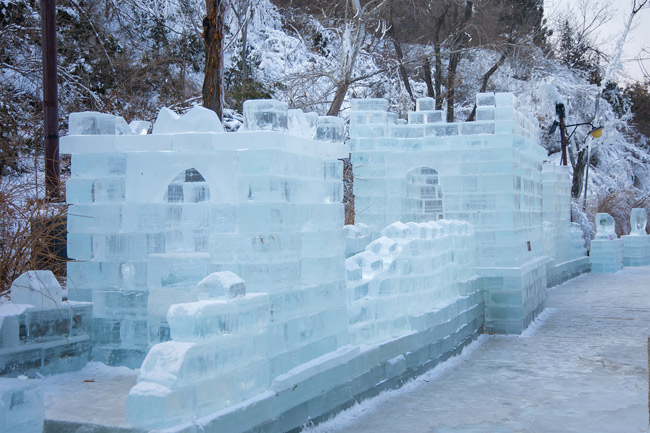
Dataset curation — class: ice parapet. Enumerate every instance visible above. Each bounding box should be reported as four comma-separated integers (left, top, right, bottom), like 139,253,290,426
69,111,131,135
347,220,477,345
127,273,271,428
595,213,616,240
9,270,63,310
630,208,647,235
242,99,288,131
152,106,225,134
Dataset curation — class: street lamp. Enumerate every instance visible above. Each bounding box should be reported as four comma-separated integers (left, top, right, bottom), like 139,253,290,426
549,103,603,165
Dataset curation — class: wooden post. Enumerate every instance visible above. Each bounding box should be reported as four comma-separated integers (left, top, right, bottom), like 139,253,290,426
41,0,60,200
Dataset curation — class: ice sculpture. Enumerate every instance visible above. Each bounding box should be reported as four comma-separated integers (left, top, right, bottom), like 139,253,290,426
595,213,616,240
630,208,648,235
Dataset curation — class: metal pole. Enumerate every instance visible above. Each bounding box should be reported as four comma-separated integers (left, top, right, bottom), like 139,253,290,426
41,0,59,200
583,138,591,210
556,103,568,166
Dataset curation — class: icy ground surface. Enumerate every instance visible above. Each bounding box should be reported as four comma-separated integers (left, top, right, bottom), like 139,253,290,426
305,267,650,433
43,362,136,427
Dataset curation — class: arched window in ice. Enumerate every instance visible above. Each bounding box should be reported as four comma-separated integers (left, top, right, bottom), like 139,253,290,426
163,168,210,253
164,168,210,203
405,167,443,222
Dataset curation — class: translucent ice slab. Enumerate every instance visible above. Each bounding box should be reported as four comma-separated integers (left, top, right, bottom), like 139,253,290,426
69,112,131,135
0,378,44,433
10,270,63,309
153,106,225,134
242,99,288,131
313,116,345,143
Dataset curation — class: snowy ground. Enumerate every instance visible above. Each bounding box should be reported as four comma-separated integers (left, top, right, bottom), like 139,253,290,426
304,267,650,433
41,267,650,432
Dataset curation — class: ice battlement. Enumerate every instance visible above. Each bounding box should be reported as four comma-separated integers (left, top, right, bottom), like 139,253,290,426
349,93,541,147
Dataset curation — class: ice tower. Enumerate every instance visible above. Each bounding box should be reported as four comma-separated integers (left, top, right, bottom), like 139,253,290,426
348,93,575,333
62,103,350,368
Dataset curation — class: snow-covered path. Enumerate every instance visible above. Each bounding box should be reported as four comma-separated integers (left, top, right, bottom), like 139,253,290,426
305,267,650,433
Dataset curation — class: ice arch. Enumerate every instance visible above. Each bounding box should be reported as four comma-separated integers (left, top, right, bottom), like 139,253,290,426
163,168,210,203
405,167,443,222
163,168,210,253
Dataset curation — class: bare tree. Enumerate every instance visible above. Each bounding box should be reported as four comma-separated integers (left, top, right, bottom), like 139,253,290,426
203,0,226,119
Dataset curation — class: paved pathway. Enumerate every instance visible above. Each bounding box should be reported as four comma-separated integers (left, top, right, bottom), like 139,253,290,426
307,267,650,433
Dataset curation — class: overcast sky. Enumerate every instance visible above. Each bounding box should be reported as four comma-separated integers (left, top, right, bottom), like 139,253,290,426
544,0,650,84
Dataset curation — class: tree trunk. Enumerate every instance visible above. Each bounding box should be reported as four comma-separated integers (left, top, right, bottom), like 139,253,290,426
202,0,225,120
445,1,473,123
240,1,251,81
328,81,350,116
446,53,460,122
467,51,507,121
423,58,435,99
434,43,443,110
327,0,365,116
572,148,587,199
388,22,414,107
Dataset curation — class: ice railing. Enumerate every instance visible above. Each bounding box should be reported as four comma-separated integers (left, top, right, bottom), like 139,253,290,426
346,220,476,345
126,219,477,429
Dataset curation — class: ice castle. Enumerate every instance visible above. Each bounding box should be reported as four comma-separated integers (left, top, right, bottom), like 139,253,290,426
1,94,609,433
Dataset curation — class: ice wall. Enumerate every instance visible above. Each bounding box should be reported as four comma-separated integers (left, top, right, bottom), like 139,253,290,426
62,102,350,368
127,220,482,429
348,94,552,333
541,165,589,285
349,94,546,268
347,220,477,345
0,271,91,376
0,377,44,432
127,272,271,428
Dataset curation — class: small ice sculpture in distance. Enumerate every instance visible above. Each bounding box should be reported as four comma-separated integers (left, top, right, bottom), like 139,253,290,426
594,213,616,240
242,99,288,131
630,208,648,235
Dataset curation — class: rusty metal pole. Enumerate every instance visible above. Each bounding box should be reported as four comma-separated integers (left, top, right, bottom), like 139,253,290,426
41,0,60,200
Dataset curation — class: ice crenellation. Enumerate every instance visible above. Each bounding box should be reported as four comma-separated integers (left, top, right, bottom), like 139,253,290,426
3,94,648,432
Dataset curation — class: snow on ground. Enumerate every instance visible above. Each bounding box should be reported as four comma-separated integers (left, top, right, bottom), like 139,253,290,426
304,267,650,433
42,362,137,427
